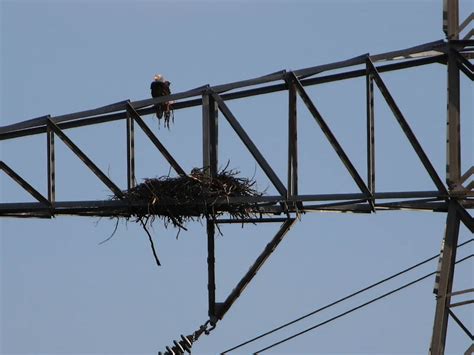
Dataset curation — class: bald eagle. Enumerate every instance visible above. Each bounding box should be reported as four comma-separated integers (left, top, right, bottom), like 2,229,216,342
150,74,173,128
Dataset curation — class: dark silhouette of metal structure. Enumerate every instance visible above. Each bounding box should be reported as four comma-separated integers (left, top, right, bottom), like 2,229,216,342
1,0,472,353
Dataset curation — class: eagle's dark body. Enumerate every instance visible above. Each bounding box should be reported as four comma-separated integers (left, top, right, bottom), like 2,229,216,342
150,78,173,127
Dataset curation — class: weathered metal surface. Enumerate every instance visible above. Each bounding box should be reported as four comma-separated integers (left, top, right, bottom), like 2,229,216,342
430,201,461,354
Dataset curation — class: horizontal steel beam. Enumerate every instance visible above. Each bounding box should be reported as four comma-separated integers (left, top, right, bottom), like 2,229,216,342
0,54,450,142
0,190,466,218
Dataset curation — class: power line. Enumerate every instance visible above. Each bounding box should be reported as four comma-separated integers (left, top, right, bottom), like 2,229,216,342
222,238,474,354
254,253,473,353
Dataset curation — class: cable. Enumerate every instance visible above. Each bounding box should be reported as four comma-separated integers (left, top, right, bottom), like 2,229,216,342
254,253,473,353
222,238,474,354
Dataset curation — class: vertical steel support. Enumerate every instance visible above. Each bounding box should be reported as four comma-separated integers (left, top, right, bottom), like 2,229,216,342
203,92,219,323
366,69,375,198
430,2,462,353
202,93,218,175
126,111,135,190
446,50,461,188
47,122,55,204
445,0,460,188
430,201,461,354
287,77,298,198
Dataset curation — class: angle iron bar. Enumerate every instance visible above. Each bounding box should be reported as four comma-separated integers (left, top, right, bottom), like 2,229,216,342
211,92,287,197
446,47,462,187
0,161,50,205
216,218,296,320
448,310,474,340
287,76,298,198
454,202,474,232
289,72,371,197
0,190,449,214
294,53,367,79
458,61,474,80
202,93,219,177
369,39,446,62
366,58,448,195
47,124,55,203
215,218,290,224
126,111,136,189
302,199,368,209
47,120,124,198
463,28,474,40
430,200,461,354
211,70,287,94
207,219,217,322
0,55,447,142
366,69,375,211
375,202,449,212
460,166,474,184
126,103,186,176
0,200,460,217
449,288,474,297
449,299,474,308
306,204,372,213
2,40,450,133
459,12,474,33
455,50,474,72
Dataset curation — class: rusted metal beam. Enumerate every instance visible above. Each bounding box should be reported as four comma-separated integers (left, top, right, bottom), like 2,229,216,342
446,47,461,188
430,201,461,354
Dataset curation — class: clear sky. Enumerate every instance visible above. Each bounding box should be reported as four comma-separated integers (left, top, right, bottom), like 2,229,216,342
1,0,473,354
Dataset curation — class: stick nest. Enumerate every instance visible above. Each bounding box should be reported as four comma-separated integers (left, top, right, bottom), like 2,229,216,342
118,167,263,230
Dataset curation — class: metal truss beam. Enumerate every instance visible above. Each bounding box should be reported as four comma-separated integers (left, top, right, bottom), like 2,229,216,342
1,23,472,354
47,119,124,199
366,58,448,195
0,161,49,206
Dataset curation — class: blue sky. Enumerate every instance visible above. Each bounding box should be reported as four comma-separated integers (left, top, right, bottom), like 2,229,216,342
1,0,473,354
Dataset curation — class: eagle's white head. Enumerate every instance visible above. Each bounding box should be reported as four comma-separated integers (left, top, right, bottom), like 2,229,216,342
154,74,166,82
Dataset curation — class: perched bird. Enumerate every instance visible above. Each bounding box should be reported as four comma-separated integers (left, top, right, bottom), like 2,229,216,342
150,74,173,127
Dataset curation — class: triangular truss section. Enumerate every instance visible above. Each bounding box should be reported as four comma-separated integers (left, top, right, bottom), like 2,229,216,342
0,161,50,207
205,217,296,324
211,92,288,198
366,57,448,196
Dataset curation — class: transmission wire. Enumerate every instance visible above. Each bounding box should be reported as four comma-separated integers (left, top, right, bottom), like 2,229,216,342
254,253,473,353
221,238,474,354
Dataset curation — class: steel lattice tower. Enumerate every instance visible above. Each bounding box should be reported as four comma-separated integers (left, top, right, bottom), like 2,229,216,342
1,0,472,353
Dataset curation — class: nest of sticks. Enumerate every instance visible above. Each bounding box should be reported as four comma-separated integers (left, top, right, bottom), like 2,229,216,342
110,167,263,266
